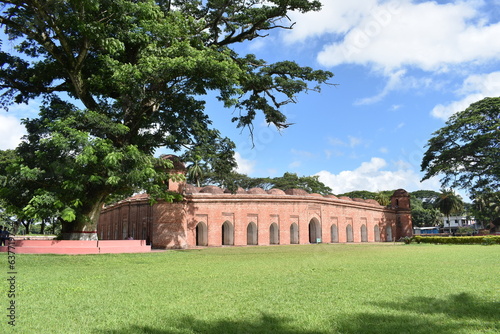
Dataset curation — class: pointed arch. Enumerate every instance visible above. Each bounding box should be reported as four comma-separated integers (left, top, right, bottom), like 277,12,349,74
247,222,257,245
346,224,353,242
361,224,368,242
290,223,299,244
309,218,321,243
386,225,393,242
269,223,279,245
331,224,338,243
374,225,381,242
195,222,208,246
222,221,234,245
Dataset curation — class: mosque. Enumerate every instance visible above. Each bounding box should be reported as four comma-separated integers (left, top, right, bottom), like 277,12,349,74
98,156,412,249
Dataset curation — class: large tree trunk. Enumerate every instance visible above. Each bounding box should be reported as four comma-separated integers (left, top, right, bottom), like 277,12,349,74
61,200,103,240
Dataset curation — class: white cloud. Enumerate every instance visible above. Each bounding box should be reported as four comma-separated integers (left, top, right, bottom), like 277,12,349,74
287,1,500,72
431,71,500,120
315,157,441,194
355,69,406,105
0,115,26,150
234,152,256,175
328,135,364,148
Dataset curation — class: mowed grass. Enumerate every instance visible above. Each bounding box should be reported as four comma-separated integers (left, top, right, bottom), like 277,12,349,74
6,243,500,333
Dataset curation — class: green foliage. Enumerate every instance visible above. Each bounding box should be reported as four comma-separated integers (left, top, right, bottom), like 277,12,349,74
199,171,333,195
471,191,500,231
374,191,391,206
0,0,332,237
411,207,441,227
337,190,378,199
434,189,464,217
422,97,500,193
414,235,500,245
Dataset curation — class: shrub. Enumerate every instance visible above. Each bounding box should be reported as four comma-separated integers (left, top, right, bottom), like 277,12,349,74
413,235,500,245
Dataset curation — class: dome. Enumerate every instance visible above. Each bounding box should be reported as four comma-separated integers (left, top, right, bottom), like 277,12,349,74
392,189,409,197
183,184,198,194
267,188,286,195
247,187,267,194
224,187,247,194
160,154,186,170
199,185,224,194
285,189,308,196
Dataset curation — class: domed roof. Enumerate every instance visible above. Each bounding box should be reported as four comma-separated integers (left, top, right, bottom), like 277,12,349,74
392,189,409,197
285,189,308,196
325,195,338,199
308,193,324,197
224,187,247,194
267,188,286,195
160,154,186,170
339,196,353,201
365,199,381,205
247,187,267,194
199,185,224,194
183,184,198,194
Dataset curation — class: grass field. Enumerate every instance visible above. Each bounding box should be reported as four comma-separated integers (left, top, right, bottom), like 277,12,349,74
4,243,500,333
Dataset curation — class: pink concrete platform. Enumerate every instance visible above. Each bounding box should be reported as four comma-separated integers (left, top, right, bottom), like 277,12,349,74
0,240,151,254
98,240,151,254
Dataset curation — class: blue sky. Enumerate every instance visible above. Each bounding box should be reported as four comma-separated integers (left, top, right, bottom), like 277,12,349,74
2,0,500,199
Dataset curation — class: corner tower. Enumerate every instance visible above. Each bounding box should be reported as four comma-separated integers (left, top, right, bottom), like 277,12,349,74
161,154,186,193
391,189,412,239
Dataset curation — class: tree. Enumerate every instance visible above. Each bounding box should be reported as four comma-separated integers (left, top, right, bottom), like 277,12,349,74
434,189,464,233
337,190,377,199
374,191,391,206
471,191,500,232
421,97,500,193
0,1,332,239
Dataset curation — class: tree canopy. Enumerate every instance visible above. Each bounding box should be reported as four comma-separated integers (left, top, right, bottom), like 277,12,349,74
0,0,332,239
421,97,500,193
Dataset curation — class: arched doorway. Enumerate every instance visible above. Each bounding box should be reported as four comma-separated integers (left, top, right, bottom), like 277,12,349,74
290,223,299,244
361,224,368,242
196,222,208,246
346,224,353,242
374,225,381,242
309,218,321,243
331,224,338,243
386,225,393,242
247,222,257,245
222,221,234,245
269,223,279,244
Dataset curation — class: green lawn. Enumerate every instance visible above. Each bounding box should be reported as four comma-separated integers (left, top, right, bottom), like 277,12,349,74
5,243,500,333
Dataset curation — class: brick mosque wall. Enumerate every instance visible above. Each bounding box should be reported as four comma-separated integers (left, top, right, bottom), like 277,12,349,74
98,184,412,249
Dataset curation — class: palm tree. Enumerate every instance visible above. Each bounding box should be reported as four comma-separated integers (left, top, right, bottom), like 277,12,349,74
434,189,464,233
375,191,391,206
186,156,204,188
473,192,500,232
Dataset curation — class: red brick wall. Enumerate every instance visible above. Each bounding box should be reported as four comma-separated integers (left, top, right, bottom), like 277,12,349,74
99,189,412,249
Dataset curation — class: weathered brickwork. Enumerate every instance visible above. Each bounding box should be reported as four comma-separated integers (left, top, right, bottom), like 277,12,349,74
99,185,413,249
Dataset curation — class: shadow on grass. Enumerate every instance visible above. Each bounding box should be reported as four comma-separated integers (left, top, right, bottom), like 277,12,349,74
94,313,325,334
372,292,500,321
94,294,499,334
335,293,499,334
